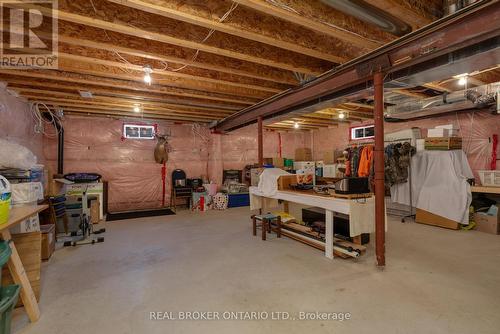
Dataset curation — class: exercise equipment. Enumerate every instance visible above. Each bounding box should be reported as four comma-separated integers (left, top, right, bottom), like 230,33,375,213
63,186,105,247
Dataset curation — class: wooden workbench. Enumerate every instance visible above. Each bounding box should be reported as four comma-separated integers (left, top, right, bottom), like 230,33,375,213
1,204,47,323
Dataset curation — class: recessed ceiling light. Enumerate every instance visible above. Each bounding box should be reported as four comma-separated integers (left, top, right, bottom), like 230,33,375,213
294,122,300,129
338,112,346,119
133,106,141,113
143,65,153,85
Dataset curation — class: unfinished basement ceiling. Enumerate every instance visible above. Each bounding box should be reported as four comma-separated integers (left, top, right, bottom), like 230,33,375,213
268,65,500,130
1,0,446,126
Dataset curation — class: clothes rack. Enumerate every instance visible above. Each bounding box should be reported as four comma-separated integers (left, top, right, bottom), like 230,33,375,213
384,138,415,222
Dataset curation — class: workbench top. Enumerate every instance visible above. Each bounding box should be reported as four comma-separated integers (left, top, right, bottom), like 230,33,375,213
1,204,49,232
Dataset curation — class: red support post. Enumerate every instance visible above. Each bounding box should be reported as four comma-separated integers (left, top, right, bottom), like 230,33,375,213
374,71,386,267
258,116,264,167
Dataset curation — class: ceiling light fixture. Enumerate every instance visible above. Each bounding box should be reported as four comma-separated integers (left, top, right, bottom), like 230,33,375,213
458,76,468,86
133,105,141,113
143,65,153,85
338,112,346,119
294,122,300,129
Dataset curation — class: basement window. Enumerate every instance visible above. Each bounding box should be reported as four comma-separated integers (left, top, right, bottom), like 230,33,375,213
350,125,375,140
123,123,156,140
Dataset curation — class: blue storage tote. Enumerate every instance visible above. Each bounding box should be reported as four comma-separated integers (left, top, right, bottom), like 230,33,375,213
227,193,250,208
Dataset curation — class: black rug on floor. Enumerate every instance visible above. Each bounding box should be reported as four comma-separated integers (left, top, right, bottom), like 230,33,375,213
106,208,175,221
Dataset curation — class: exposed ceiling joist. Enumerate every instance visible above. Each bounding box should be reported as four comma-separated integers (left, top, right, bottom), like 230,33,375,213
0,70,257,105
232,0,392,49
3,79,242,111
25,0,332,74
57,52,284,94
364,0,441,30
13,89,235,116
107,0,361,63
55,23,298,85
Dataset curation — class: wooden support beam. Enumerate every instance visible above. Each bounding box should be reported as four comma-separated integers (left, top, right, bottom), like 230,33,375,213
108,0,363,63
233,0,393,49
24,0,332,74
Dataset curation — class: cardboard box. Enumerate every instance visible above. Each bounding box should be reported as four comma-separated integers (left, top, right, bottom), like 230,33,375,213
323,151,335,164
10,214,40,234
295,148,312,161
424,137,462,150
416,209,460,230
40,224,56,261
474,212,500,235
263,157,284,167
90,199,100,224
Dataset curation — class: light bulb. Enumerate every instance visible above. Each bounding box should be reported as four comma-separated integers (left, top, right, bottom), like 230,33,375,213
133,106,140,113
338,113,345,119
458,76,467,86
143,65,153,85
294,122,300,129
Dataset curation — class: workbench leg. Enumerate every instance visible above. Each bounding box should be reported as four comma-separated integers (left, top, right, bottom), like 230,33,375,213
325,210,334,259
1,230,40,322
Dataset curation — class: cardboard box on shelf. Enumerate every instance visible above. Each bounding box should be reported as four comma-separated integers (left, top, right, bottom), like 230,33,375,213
40,224,56,261
424,137,462,150
295,148,312,161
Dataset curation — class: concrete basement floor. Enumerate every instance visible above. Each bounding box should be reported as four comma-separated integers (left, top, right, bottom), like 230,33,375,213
11,207,500,334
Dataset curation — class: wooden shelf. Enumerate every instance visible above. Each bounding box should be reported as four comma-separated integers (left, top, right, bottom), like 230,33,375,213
471,186,500,194
2,205,49,232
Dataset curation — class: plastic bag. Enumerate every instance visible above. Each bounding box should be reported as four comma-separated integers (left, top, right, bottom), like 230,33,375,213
0,138,37,169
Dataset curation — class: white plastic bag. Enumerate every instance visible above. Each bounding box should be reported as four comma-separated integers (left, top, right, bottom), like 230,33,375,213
0,138,37,169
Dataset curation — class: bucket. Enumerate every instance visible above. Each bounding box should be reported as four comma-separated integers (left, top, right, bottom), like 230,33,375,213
0,176,11,226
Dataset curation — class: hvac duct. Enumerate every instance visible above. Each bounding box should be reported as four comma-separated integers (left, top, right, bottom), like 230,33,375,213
385,82,499,120
320,0,411,36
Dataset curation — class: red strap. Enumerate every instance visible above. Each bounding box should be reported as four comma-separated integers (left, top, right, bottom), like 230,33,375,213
491,134,498,170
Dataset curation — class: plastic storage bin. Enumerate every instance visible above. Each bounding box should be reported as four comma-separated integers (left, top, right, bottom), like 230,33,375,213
478,170,500,187
0,177,11,226
228,193,250,208
0,241,12,282
0,285,21,334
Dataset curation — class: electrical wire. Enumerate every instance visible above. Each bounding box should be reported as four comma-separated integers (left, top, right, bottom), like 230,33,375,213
29,102,62,138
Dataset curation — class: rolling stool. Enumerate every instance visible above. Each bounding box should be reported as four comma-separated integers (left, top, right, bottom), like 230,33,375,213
251,213,281,241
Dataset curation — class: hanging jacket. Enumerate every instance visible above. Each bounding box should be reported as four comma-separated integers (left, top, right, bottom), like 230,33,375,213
358,145,374,177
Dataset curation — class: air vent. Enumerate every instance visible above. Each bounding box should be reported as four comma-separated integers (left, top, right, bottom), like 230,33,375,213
79,90,93,98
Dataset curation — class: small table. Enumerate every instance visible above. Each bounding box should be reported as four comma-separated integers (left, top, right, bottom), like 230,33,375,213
1,204,47,323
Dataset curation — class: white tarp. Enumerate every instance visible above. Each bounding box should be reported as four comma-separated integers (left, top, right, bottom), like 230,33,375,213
391,150,474,224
